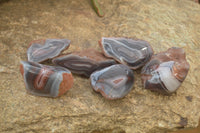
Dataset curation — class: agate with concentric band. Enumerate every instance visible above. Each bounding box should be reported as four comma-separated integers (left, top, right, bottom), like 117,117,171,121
90,64,134,100
27,39,70,63
141,47,190,95
52,48,116,77
20,61,73,97
99,37,153,69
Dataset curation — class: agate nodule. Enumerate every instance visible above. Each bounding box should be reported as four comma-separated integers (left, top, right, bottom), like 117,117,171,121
52,48,116,77
99,37,153,69
141,47,190,95
20,61,73,97
90,64,134,100
27,39,70,63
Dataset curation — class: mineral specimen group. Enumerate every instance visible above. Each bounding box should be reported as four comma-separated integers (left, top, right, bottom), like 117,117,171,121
21,37,190,99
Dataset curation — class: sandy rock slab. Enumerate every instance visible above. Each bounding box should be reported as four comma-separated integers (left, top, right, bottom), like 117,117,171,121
0,0,200,133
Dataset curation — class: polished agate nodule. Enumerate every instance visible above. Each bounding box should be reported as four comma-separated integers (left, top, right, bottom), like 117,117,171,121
20,61,73,97
27,39,70,62
52,48,116,77
99,37,154,69
90,64,134,99
141,47,190,95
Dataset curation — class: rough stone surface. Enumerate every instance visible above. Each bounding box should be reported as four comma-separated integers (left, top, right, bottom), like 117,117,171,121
0,0,200,133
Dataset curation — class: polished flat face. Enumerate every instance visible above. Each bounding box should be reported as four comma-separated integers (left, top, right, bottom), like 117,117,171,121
141,47,190,95
27,39,70,63
20,61,73,97
52,49,116,77
90,64,134,100
99,37,153,69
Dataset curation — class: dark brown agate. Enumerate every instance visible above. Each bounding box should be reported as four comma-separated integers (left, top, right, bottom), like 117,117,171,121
99,37,154,70
141,47,190,95
90,64,134,100
20,61,73,97
52,48,116,77
27,39,70,63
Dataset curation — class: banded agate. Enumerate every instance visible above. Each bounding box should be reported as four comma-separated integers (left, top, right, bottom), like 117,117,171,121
141,47,190,95
20,61,73,97
90,64,134,100
99,37,153,69
27,39,70,63
52,48,116,77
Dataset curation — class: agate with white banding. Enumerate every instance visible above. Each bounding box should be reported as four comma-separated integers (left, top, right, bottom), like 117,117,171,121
27,39,70,63
99,37,154,69
90,64,134,99
52,48,116,77
141,47,190,95
20,61,73,97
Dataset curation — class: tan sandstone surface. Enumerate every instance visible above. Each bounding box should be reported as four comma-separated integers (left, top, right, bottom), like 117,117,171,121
0,0,200,133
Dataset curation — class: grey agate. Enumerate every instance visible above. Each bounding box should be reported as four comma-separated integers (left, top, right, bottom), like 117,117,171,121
99,37,154,70
90,64,134,100
27,39,70,63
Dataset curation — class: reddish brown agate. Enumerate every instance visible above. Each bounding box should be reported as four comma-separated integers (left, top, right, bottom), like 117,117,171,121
90,64,134,100
52,48,116,77
58,73,73,96
20,61,73,97
27,39,70,63
99,37,154,70
141,47,190,95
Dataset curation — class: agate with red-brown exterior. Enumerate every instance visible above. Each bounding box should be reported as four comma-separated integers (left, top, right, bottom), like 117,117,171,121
52,48,116,77
90,64,134,100
99,37,154,69
27,39,70,63
20,61,73,97
141,47,190,95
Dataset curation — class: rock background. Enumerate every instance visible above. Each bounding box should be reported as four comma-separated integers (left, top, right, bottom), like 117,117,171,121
0,0,200,133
